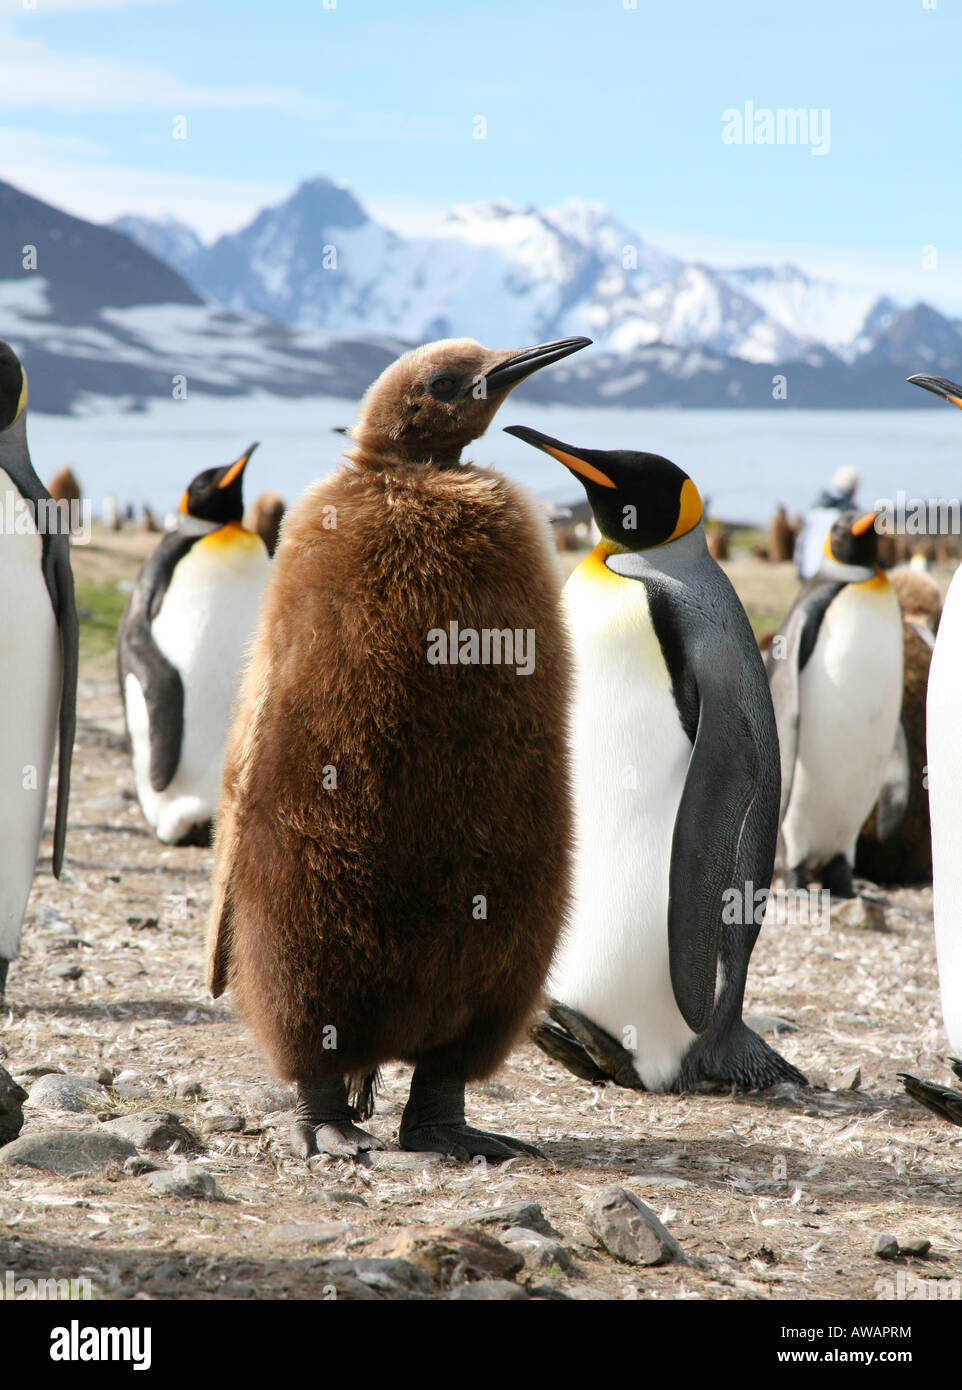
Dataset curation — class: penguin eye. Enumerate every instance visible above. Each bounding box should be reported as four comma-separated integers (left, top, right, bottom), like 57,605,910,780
428,372,461,402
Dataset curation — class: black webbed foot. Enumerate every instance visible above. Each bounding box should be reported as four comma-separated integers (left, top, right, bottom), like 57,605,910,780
291,1078,386,1159
399,1068,544,1163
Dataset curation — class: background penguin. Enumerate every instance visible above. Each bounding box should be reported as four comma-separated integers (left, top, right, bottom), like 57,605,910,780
856,567,941,885
243,490,286,556
0,340,78,1003
118,444,269,847
899,373,962,1124
208,335,588,1160
768,511,903,899
504,425,805,1093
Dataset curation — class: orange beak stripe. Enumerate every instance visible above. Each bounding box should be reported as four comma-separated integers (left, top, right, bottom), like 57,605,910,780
851,511,878,536
543,444,616,489
218,448,255,490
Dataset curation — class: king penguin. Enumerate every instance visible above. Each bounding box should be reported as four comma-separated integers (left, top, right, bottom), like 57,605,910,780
898,373,962,1126
118,444,269,847
768,511,903,899
0,340,78,1002
207,335,588,1160
504,425,806,1092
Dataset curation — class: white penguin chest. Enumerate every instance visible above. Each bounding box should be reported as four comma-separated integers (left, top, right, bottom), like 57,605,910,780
0,468,61,957
550,550,697,1089
925,567,962,1055
785,577,903,861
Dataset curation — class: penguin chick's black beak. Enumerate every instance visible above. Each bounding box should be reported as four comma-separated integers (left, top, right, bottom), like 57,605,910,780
503,424,617,488
218,441,259,490
907,374,962,409
484,337,591,392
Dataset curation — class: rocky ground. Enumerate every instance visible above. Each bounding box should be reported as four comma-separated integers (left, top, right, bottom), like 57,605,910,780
0,533,960,1302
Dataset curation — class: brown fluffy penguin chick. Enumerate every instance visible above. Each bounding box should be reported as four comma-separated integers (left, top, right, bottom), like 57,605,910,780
243,490,285,557
856,568,941,884
208,335,589,1162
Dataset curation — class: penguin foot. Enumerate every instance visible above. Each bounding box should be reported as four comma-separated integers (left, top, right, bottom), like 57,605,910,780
291,1079,386,1159
531,1000,644,1089
898,1073,962,1127
399,1068,545,1163
0,958,8,1005
175,819,214,849
820,853,855,899
291,1118,386,1159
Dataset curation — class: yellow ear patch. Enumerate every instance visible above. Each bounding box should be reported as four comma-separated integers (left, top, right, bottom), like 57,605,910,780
179,491,190,515
666,478,703,542
16,368,28,420
544,443,617,489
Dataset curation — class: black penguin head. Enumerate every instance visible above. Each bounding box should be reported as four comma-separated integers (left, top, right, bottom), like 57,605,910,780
0,340,28,433
503,426,703,550
349,336,591,467
179,443,258,524
825,509,879,567
907,374,962,411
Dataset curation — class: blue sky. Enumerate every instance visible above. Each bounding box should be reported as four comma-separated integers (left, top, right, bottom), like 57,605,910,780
1,0,960,308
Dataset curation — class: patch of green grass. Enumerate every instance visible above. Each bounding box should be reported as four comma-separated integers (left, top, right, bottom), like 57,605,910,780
744,606,783,639
74,578,129,664
727,526,767,554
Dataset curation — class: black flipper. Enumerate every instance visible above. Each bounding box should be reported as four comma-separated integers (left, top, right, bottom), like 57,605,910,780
117,531,196,793
899,1073,962,1127
532,1001,644,1088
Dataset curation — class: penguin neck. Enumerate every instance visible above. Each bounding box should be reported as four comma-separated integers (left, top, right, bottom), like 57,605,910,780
0,416,38,493
177,511,226,538
604,523,710,582
818,555,880,585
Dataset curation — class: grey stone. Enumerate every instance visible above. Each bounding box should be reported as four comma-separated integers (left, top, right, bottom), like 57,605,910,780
460,1200,560,1238
584,1185,685,1267
24,1072,102,1113
146,1164,227,1201
0,1064,28,1146
14,1064,65,1079
126,915,159,930
176,1078,205,1099
95,1068,115,1087
500,1225,573,1273
243,1084,295,1113
200,1103,244,1133
834,896,888,932
835,1066,862,1091
124,1154,162,1176
899,1237,932,1258
873,1233,900,1259
448,1279,530,1300
322,1257,436,1298
365,1150,443,1170
0,1128,136,1174
112,1081,151,1101
105,1111,200,1152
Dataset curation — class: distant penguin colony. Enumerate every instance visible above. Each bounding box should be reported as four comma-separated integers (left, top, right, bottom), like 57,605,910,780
898,374,962,1126
505,426,804,1092
0,340,77,1003
118,444,269,847
768,511,904,898
208,336,588,1160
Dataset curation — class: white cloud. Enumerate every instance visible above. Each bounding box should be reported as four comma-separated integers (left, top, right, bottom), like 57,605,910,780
0,31,331,115
0,136,287,239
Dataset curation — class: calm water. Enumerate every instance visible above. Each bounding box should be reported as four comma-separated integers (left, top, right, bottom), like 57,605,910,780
29,397,962,526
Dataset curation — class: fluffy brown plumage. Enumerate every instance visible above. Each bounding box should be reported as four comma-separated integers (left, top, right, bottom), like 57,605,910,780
208,336,584,1157
243,490,286,556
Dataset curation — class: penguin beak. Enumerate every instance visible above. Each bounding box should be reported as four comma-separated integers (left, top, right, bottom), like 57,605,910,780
218,442,259,490
484,337,591,392
851,511,878,536
907,375,962,410
503,424,617,489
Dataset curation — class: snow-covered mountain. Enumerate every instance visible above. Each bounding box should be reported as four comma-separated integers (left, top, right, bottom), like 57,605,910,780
110,176,961,375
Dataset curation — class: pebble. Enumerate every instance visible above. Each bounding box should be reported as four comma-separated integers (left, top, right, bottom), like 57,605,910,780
834,895,888,932
124,1154,162,1176
743,1013,800,1036
0,1128,136,1174
367,1225,524,1287
0,1064,28,1146
899,1237,932,1258
321,1257,435,1299
146,1164,227,1201
584,1185,686,1267
460,1200,560,1238
448,1279,530,1300
500,1225,573,1273
175,1078,205,1099
24,1072,103,1113
112,1082,151,1101
835,1066,862,1091
14,1064,65,1079
873,1233,900,1260
47,961,84,981
105,1111,200,1152
126,915,159,930
200,1103,245,1134
242,1085,295,1114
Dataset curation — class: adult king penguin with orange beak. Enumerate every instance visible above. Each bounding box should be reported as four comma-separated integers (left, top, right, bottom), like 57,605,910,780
208,336,588,1160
